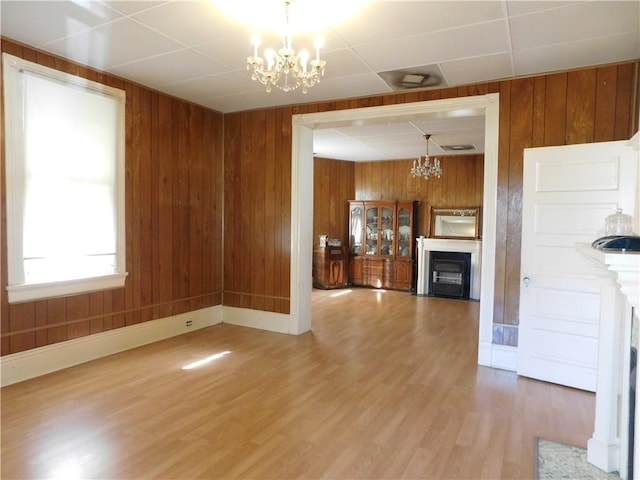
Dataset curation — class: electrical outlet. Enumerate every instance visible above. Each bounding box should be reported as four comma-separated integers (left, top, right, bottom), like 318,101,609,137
186,320,193,327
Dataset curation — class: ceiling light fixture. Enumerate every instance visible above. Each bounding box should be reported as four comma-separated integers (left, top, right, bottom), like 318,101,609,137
247,0,326,93
410,134,442,180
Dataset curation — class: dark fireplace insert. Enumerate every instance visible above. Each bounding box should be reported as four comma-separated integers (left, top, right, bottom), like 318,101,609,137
428,251,471,299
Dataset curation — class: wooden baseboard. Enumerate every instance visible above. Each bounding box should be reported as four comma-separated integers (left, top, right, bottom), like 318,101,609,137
1,306,223,387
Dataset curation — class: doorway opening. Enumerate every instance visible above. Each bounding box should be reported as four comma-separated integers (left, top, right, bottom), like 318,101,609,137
290,94,499,367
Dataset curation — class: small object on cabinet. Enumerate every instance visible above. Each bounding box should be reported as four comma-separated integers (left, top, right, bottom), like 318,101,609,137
592,235,640,251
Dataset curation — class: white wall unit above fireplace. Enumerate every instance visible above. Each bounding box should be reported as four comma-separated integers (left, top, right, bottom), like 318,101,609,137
416,237,482,300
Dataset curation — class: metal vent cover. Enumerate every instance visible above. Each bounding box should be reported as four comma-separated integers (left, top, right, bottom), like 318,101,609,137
378,65,446,91
441,144,476,151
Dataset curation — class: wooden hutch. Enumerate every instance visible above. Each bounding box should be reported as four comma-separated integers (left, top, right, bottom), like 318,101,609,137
348,200,417,291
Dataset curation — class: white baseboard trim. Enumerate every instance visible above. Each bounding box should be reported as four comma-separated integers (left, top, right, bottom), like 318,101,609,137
1,305,223,387
223,306,292,334
478,341,493,367
1,305,518,386
587,436,620,473
490,344,518,371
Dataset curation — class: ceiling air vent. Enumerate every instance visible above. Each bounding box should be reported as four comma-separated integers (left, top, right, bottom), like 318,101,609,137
378,65,446,91
442,144,476,152
398,73,438,89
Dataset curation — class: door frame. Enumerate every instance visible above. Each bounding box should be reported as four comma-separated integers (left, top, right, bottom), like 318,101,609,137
289,93,500,368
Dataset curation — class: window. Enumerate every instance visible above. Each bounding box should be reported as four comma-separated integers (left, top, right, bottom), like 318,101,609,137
3,53,127,303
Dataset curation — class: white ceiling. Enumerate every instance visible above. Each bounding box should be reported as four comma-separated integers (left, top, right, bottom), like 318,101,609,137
1,0,638,161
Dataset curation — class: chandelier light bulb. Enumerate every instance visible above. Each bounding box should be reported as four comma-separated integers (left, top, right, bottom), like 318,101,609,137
251,34,260,54
299,50,309,73
314,37,323,61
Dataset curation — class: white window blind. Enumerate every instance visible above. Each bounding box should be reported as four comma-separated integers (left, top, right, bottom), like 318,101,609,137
3,53,127,303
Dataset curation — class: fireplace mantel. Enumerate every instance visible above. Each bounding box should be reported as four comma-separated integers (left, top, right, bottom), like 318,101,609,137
416,237,482,300
578,243,640,478
578,245,640,311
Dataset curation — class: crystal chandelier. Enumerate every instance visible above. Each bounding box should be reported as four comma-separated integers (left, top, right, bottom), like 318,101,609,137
410,134,442,179
247,0,326,93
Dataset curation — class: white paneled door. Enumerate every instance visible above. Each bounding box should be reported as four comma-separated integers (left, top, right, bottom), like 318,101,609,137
518,141,637,392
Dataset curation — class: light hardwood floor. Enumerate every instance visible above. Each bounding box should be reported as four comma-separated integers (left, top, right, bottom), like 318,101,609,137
1,288,595,479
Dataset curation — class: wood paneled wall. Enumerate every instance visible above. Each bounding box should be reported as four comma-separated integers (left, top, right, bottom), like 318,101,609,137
223,109,292,313
354,156,484,237
224,61,639,344
0,36,637,352
313,157,355,246
0,39,224,356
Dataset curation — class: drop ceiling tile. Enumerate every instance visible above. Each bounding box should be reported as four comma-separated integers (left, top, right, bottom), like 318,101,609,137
513,31,640,76
42,17,185,70
131,1,244,46
100,1,167,16
332,1,506,46
432,20,512,60
312,128,349,143
0,1,121,46
505,0,579,16
377,143,428,158
320,49,373,79
353,20,511,72
202,90,292,114
283,72,390,104
108,48,229,87
313,130,363,152
440,52,513,86
413,117,485,135
509,1,640,50
195,37,256,71
315,139,384,161
366,134,425,149
158,71,260,102
342,123,420,140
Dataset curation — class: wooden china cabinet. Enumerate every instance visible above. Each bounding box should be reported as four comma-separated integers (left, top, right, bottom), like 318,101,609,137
348,200,417,291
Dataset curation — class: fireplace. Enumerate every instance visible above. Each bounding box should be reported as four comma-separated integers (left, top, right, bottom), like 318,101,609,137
416,238,482,300
429,251,471,299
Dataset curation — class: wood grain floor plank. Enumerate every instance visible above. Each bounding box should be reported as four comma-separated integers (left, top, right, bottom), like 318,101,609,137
1,288,595,479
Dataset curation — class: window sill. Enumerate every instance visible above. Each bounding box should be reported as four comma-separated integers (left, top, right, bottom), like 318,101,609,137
6,273,128,304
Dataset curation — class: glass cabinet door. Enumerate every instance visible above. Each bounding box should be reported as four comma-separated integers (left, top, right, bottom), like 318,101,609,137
365,206,379,255
380,206,394,256
397,206,412,257
349,204,363,255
